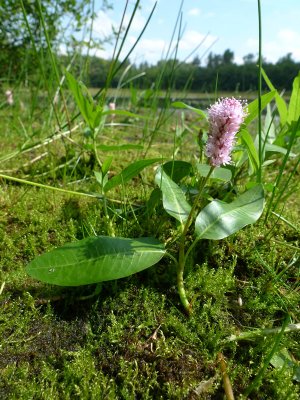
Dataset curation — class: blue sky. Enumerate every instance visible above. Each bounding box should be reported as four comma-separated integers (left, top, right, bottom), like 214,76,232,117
90,0,300,65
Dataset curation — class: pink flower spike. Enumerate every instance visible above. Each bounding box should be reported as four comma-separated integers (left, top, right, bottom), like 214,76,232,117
205,97,248,167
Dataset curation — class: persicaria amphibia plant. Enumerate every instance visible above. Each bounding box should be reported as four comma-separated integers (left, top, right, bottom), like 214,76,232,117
26,96,264,317
176,97,251,314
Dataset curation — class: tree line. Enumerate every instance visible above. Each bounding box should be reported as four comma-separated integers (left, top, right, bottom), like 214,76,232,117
82,49,299,92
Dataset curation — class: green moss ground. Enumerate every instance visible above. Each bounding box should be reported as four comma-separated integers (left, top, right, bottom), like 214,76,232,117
0,179,299,399
0,88,299,398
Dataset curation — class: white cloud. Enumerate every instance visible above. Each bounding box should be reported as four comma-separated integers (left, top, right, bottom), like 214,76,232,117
93,9,147,38
245,37,258,50
180,30,218,51
94,47,113,59
235,55,244,65
245,29,300,62
187,8,201,17
277,27,300,59
115,30,219,64
204,12,215,18
145,0,159,13
122,36,168,64
93,10,116,37
123,10,147,32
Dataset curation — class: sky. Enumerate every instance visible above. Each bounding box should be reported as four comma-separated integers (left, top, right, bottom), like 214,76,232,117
87,0,300,65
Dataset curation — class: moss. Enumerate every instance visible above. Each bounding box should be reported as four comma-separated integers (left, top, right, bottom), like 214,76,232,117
0,164,299,399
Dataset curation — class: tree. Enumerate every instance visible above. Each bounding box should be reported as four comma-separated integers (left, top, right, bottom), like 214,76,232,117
0,0,112,80
191,56,201,66
277,53,294,64
207,52,222,68
243,53,256,64
222,49,234,65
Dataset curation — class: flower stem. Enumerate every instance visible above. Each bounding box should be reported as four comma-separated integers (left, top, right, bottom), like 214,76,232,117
177,249,192,316
93,127,102,170
176,166,215,315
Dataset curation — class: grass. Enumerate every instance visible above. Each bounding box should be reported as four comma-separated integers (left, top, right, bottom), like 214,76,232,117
1,1,300,397
0,138,299,398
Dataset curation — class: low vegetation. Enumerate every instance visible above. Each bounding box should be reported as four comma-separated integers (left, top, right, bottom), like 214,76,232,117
0,1,299,399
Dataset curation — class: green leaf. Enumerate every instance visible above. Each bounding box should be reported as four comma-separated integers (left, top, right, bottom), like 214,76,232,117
264,143,296,157
65,70,102,130
196,164,232,181
171,101,207,119
195,184,264,240
94,170,104,187
244,91,276,125
263,104,276,143
66,71,94,126
27,236,165,286
162,160,193,183
240,128,259,173
104,158,160,193
97,144,143,152
94,156,113,188
287,71,300,124
155,167,191,224
262,68,288,125
102,156,114,176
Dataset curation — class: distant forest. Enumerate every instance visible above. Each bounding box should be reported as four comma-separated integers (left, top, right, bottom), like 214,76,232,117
71,49,300,92
2,47,299,93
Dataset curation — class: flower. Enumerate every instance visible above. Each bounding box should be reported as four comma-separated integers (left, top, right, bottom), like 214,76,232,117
205,97,247,167
109,102,116,111
109,102,116,120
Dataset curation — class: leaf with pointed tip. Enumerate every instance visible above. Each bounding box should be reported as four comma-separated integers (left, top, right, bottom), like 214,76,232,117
264,143,296,157
195,184,264,240
261,68,288,126
240,128,259,173
104,158,160,193
27,236,165,286
65,70,100,129
171,101,207,119
287,71,300,124
244,91,276,125
155,167,191,224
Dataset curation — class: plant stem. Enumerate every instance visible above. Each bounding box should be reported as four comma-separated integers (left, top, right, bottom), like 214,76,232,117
226,322,300,342
184,166,215,237
0,173,97,198
176,166,215,315
102,194,115,237
257,0,263,183
93,128,102,170
218,353,235,400
0,173,124,206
